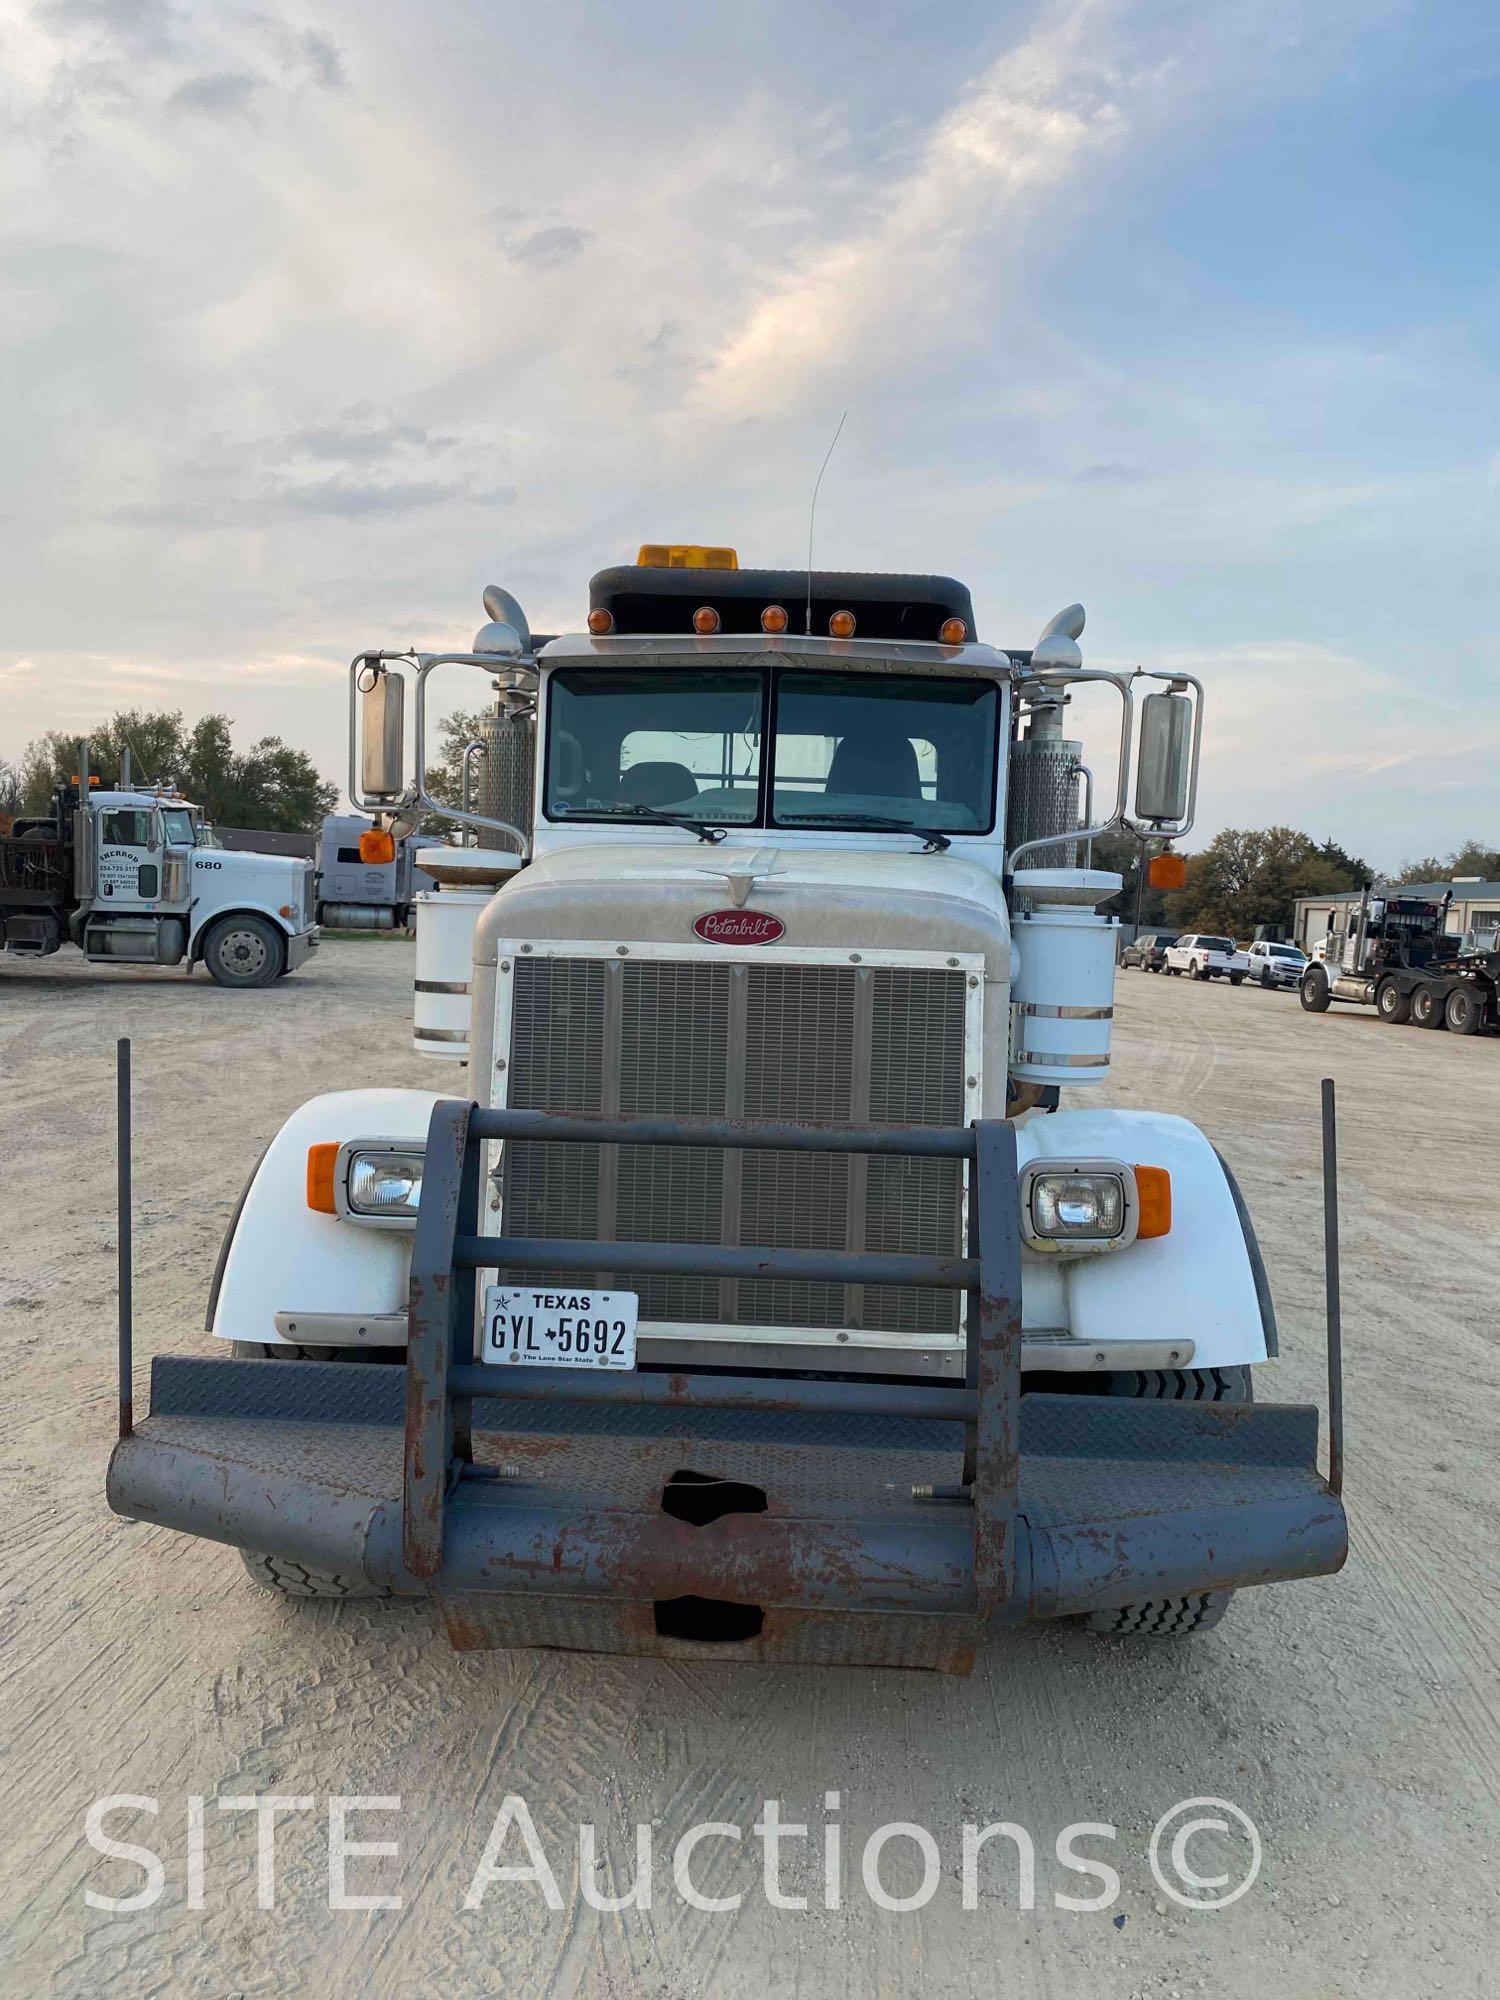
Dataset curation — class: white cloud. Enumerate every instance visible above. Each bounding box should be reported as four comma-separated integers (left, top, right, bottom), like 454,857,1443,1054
1,0,1490,876
1102,640,1500,866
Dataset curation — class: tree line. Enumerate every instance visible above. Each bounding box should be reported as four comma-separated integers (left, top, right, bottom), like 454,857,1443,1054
0,708,336,834
1107,826,1500,940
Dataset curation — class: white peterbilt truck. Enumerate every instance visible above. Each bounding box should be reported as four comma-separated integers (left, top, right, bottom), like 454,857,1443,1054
0,747,318,984
109,549,1345,1670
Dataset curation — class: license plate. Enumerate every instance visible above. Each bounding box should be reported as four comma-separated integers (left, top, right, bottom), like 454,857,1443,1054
481,1286,638,1370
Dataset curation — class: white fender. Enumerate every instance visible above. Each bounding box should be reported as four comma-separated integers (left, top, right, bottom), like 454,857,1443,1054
209,1088,452,1345
1016,1107,1272,1370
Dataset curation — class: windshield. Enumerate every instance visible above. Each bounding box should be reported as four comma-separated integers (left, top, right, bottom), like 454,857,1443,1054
547,669,762,824
1269,945,1304,960
159,807,197,846
544,666,999,835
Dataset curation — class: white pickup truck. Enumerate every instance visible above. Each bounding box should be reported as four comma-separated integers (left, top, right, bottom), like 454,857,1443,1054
1164,932,1247,983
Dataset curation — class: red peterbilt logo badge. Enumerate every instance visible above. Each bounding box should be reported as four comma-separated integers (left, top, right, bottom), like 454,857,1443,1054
693,909,785,945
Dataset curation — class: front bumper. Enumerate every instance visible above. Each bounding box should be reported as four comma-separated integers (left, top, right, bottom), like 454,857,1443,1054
108,1355,1344,1670
110,1100,1346,1673
285,925,320,970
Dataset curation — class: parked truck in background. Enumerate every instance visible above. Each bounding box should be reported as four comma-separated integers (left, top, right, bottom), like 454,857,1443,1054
1302,886,1500,1034
315,812,436,930
1164,933,1247,982
0,747,318,985
108,545,1346,1672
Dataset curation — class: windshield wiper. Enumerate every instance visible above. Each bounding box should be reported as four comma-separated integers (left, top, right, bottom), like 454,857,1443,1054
558,802,727,845
775,812,952,853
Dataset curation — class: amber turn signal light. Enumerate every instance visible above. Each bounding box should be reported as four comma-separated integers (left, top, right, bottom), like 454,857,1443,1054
693,605,721,634
761,604,789,633
359,828,395,865
306,1142,339,1215
1133,1166,1172,1239
1147,852,1187,891
587,607,614,634
939,616,967,645
828,609,856,638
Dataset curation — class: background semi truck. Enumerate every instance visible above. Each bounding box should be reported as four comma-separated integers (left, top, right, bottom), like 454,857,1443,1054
1301,886,1500,1034
108,547,1346,1670
315,811,436,930
0,743,318,985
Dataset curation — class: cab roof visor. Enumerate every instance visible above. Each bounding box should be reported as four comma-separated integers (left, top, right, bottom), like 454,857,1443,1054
587,566,976,644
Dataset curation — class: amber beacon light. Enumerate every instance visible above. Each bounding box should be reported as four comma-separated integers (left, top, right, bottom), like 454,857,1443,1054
637,544,738,570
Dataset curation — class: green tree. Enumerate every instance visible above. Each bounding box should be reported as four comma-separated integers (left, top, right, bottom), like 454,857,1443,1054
1165,826,1367,939
1393,838,1500,886
0,757,22,822
18,708,336,832
427,706,491,811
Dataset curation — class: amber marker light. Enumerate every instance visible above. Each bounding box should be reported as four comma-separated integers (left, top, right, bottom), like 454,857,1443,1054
828,609,857,638
940,616,968,644
761,604,790,633
1133,1166,1172,1239
693,606,721,634
587,607,614,634
306,1142,339,1215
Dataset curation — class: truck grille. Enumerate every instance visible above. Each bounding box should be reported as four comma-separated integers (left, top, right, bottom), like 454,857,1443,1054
499,955,968,1336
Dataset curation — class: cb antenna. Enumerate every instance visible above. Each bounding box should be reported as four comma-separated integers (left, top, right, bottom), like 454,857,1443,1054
805,409,848,636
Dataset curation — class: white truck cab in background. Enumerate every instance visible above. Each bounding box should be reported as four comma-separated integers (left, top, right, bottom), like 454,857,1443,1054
0,755,318,984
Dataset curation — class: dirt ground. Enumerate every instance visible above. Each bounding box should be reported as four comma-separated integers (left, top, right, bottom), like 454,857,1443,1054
2,941,1496,1998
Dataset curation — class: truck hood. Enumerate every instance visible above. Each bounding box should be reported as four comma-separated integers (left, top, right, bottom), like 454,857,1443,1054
474,840,1012,978
195,849,310,881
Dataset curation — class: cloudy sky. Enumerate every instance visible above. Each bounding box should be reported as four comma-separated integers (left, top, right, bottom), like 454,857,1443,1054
2,0,1497,866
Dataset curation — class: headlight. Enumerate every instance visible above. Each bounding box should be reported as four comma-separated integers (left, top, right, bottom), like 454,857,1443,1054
344,1145,425,1222
1019,1158,1169,1253
1031,1171,1125,1240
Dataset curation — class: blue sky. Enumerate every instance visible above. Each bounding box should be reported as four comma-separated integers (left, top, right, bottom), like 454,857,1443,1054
1,0,1496,866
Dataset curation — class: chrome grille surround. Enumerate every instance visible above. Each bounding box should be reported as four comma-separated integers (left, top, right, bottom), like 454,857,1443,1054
490,942,982,1351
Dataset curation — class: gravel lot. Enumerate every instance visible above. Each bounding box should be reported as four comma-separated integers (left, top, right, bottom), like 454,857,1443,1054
3,941,1496,1997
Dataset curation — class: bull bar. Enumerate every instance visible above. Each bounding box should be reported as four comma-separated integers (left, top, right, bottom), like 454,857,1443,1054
107,1053,1348,1673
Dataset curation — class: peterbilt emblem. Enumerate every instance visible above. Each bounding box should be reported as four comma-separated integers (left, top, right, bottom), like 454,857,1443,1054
693,909,785,945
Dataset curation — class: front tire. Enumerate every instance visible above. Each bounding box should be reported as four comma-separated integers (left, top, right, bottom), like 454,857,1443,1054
1377,979,1412,1025
1412,983,1446,1030
1300,968,1331,1012
1086,1367,1252,1638
239,1550,391,1599
203,914,285,988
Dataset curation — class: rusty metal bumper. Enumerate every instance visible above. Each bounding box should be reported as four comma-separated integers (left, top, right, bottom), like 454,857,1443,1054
107,1098,1346,1674
107,1355,1345,1672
